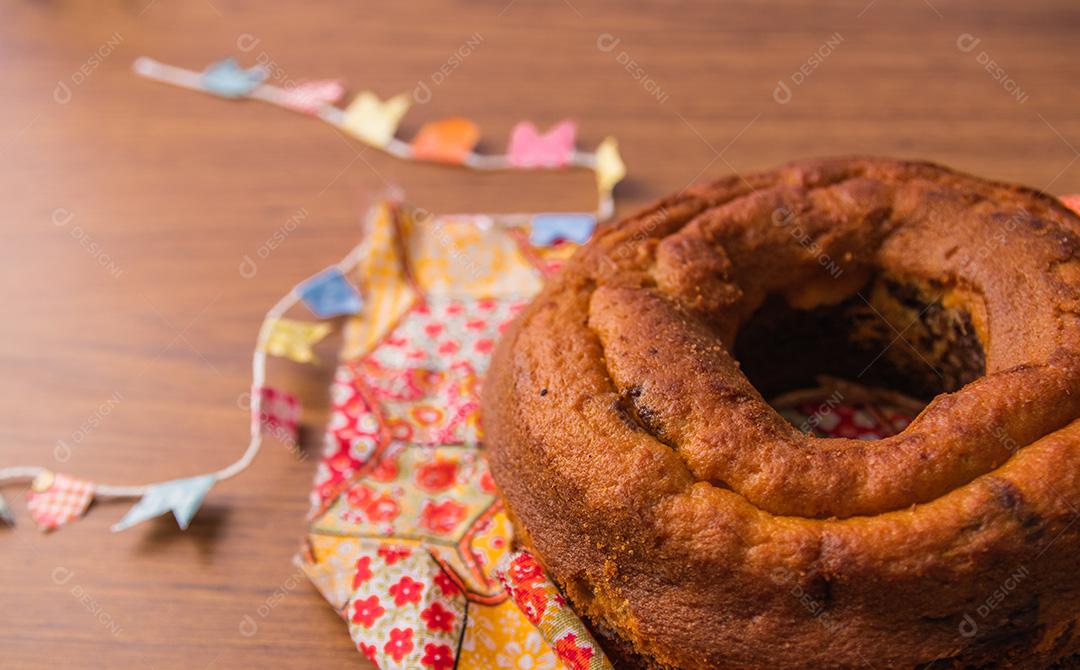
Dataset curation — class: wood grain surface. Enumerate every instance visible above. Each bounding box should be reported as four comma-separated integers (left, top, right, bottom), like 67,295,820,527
2,1,1079,668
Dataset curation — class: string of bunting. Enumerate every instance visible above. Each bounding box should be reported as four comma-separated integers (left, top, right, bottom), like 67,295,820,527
0,229,373,531
132,56,627,223
0,57,626,532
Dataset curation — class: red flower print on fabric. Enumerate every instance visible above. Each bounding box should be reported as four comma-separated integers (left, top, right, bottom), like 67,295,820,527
421,642,455,670
352,556,373,588
387,418,414,441
479,470,497,493
346,485,374,509
433,570,461,597
474,338,494,354
369,454,400,483
365,493,401,523
420,499,466,535
388,575,424,606
415,459,458,493
508,552,544,586
384,627,415,662
420,601,455,633
351,595,385,628
554,632,595,670
437,340,459,355
377,544,412,565
514,584,548,625
358,641,378,662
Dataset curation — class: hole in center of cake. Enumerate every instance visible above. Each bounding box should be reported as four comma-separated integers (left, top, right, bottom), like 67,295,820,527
732,274,986,439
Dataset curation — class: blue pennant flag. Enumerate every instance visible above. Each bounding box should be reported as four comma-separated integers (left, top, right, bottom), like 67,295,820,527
298,267,364,318
0,492,13,525
111,474,215,532
201,58,266,98
529,213,597,247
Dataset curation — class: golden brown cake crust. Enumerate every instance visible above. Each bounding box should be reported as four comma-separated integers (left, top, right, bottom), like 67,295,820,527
482,157,1080,669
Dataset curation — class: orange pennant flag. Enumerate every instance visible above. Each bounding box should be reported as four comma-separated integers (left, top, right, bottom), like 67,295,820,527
410,117,480,164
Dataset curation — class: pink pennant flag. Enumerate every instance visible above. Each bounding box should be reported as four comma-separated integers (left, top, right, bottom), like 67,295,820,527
279,80,346,115
257,385,302,440
26,471,94,531
507,120,577,168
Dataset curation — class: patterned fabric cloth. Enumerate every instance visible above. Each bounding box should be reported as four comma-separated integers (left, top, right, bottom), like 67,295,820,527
300,202,607,669
299,201,915,669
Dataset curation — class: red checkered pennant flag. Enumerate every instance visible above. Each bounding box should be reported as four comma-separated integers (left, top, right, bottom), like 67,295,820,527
256,385,301,442
26,471,94,531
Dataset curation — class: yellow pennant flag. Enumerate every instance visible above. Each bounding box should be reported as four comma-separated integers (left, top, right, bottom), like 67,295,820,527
260,318,333,364
341,91,411,147
594,136,626,194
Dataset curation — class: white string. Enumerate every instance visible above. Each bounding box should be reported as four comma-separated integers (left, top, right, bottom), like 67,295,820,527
131,57,615,221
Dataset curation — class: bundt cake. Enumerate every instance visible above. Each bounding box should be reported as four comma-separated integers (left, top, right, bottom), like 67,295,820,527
482,157,1080,669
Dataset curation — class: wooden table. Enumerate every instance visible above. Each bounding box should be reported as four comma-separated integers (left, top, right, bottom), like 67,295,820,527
2,1,1078,667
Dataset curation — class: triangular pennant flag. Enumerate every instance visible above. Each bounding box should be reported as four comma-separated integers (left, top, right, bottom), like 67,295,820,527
410,117,480,164
341,92,411,147
201,57,267,98
298,267,364,318
0,492,14,525
594,136,626,194
257,385,301,440
508,120,577,168
280,80,346,115
26,471,94,532
259,318,333,364
529,213,597,246
112,474,216,532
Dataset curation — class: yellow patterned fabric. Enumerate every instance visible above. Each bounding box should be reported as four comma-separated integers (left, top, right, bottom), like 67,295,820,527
302,201,609,669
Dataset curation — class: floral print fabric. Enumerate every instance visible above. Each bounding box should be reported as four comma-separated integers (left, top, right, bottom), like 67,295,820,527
300,202,608,669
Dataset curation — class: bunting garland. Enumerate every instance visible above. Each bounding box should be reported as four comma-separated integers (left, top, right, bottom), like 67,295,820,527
0,246,343,532
131,56,626,222
0,193,610,535
0,56,629,536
